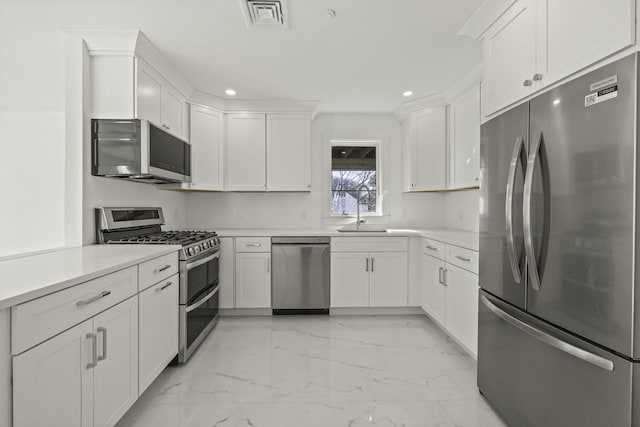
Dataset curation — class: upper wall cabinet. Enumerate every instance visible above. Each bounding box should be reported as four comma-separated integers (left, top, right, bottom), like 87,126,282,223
267,113,312,191
449,83,481,189
189,105,224,190
91,56,188,141
483,0,635,116
226,113,268,191
409,106,447,191
226,113,312,192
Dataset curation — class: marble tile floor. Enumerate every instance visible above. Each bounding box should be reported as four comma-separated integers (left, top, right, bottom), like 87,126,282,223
117,315,508,427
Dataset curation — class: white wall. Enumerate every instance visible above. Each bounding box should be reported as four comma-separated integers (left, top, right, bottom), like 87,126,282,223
187,113,445,229
444,190,479,232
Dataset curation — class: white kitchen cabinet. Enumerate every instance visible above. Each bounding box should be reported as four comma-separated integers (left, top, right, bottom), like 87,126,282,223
444,264,479,356
235,252,271,308
538,0,635,86
219,237,235,309
226,113,267,191
483,0,635,116
188,105,224,190
92,296,138,427
421,253,446,326
13,297,139,427
138,275,178,395
330,242,408,308
13,319,93,427
226,113,312,192
448,82,481,189
91,56,188,140
330,252,370,307
421,240,479,357
409,106,447,191
482,0,537,115
369,252,409,307
267,113,312,191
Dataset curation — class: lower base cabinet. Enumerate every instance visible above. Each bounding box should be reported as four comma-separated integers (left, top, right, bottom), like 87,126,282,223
13,296,138,427
421,242,479,356
235,252,271,308
138,275,178,395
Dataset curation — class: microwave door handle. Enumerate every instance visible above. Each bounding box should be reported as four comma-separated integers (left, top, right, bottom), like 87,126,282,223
506,136,526,284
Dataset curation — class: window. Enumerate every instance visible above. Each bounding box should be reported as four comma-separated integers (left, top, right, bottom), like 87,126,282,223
331,141,380,216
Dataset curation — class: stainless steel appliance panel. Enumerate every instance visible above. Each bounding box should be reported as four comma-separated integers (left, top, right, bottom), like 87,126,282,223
478,291,632,427
479,102,529,309
271,237,330,310
527,54,637,357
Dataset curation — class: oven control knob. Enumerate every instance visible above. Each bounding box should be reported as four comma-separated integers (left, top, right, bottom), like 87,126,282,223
187,247,194,256
194,245,201,254
210,239,215,247
214,238,219,246
202,242,209,250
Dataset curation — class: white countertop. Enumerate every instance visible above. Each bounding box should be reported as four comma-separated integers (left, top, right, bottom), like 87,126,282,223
214,227,479,251
0,245,181,310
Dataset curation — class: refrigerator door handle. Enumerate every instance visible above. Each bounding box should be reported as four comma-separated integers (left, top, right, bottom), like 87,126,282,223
505,136,526,284
480,295,614,372
524,131,543,291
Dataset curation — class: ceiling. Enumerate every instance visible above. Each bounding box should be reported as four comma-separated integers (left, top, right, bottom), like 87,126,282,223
4,0,483,113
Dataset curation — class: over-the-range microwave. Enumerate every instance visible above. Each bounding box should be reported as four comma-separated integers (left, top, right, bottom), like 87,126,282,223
91,119,191,184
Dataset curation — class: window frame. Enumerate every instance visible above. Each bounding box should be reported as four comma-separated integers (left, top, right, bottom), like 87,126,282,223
329,139,382,217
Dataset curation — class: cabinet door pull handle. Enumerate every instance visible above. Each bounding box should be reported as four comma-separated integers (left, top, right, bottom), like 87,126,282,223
523,79,533,87
366,258,369,272
455,255,472,262
438,267,443,284
442,269,448,286
266,258,270,273
157,281,173,291
533,73,543,81
77,291,111,307
155,264,172,273
371,257,374,272
97,327,107,361
426,245,438,251
87,333,97,369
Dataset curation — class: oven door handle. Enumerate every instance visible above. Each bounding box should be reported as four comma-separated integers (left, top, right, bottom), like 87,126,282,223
186,251,219,271
186,285,219,313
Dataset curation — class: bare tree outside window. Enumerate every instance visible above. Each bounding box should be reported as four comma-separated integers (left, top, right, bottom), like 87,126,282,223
331,145,377,215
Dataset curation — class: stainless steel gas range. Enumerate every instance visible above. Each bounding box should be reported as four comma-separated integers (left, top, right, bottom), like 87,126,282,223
96,207,219,363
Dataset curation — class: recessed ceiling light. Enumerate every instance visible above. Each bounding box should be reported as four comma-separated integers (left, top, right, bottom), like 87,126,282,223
403,90,414,97
225,89,236,96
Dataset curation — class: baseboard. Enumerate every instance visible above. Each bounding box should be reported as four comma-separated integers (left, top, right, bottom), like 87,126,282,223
330,306,424,316
219,308,272,316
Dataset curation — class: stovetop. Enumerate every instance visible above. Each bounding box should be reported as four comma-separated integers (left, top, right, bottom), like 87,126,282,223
106,230,220,261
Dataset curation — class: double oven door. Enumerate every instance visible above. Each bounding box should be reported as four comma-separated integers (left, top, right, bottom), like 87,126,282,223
178,248,220,363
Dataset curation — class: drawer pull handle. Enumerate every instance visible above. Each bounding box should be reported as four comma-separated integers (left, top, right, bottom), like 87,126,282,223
247,243,262,247
77,291,111,307
155,264,172,273
426,245,438,251
455,255,472,262
157,281,173,291
87,333,97,369
97,327,107,362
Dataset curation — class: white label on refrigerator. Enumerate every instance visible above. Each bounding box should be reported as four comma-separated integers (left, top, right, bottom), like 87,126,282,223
585,85,618,107
590,75,618,91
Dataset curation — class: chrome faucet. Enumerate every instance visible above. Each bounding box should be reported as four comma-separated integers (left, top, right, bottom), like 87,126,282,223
355,184,372,230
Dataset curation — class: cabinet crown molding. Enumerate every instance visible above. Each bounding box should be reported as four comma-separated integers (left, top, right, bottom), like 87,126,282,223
457,0,518,40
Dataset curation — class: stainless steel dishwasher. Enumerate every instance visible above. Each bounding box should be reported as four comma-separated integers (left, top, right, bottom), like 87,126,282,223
271,236,330,314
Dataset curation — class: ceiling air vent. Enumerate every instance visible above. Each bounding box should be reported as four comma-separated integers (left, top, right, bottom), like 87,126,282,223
240,0,290,29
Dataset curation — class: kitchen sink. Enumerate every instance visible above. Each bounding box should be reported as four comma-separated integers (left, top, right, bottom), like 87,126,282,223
337,223,388,233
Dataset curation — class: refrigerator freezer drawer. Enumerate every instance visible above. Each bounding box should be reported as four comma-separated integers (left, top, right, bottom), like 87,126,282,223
478,291,633,427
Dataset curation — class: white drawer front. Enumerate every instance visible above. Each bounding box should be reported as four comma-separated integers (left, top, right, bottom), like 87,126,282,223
422,238,445,260
11,266,138,355
446,244,478,274
235,237,271,253
139,252,179,291
331,237,408,252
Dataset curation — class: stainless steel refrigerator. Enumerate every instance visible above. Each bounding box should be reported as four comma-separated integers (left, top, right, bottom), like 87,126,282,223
479,53,640,426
